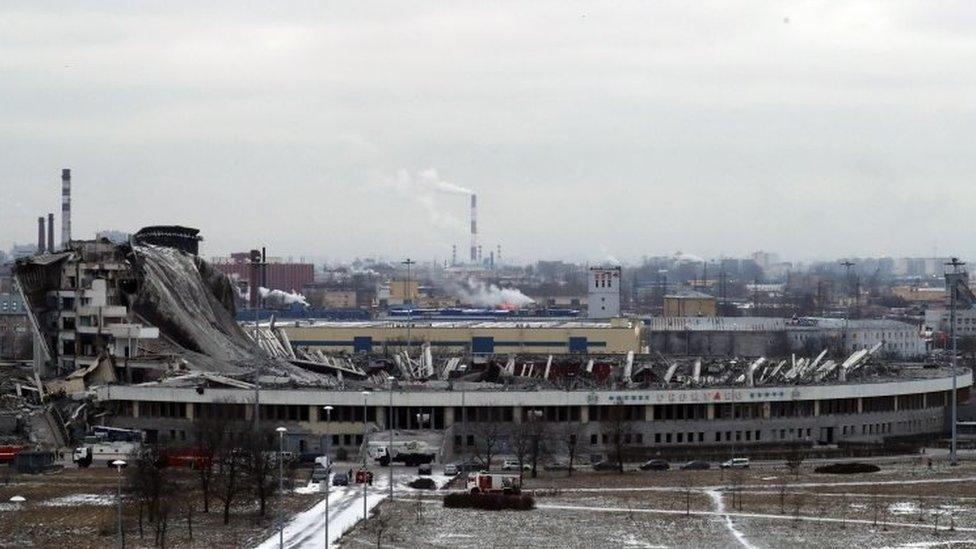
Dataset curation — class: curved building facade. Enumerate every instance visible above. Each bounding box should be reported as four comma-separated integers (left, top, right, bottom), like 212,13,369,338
94,367,971,459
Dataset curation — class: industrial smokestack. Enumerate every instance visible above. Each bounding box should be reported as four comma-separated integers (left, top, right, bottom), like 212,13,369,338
37,217,45,253
451,244,457,266
469,194,477,263
60,168,71,249
47,213,54,253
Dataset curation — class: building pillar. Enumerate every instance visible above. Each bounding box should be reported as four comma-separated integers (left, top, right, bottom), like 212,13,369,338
645,405,654,422
893,397,898,412
706,403,715,420
813,400,819,417
444,406,455,427
132,401,140,418
185,403,194,420
922,393,927,408
375,406,386,429
513,406,523,424
857,398,863,414
580,405,589,424
763,402,772,419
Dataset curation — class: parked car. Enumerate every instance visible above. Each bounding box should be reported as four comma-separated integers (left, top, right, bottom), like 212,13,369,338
640,459,670,471
720,457,750,469
311,467,330,482
502,459,531,471
681,460,711,471
454,458,486,473
418,463,432,476
332,472,349,486
443,463,459,476
544,460,570,471
592,460,620,471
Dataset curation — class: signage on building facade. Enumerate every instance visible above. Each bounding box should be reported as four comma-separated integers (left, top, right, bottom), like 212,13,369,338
590,387,802,405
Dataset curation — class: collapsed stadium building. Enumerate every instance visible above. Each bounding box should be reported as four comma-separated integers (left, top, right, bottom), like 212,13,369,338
11,232,973,460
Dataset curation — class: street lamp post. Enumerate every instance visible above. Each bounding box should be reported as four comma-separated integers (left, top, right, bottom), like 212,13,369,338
946,258,966,466
387,375,395,500
360,390,370,521
275,426,287,549
112,459,126,549
322,406,333,549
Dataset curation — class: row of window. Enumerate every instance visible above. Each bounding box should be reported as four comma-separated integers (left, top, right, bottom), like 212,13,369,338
131,393,952,424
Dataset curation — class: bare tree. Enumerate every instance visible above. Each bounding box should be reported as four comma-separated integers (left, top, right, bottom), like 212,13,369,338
785,444,804,480
127,444,178,548
472,421,505,471
213,430,245,525
730,471,745,511
777,478,789,514
562,422,584,477
791,491,805,528
680,473,694,516
191,417,226,514
509,422,531,483
607,402,634,474
363,506,401,549
241,428,277,517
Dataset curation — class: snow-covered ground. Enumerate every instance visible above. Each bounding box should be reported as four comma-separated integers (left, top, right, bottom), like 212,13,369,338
39,493,115,507
254,468,453,549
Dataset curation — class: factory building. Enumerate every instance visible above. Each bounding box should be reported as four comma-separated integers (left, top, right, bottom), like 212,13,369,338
211,253,314,294
663,290,717,317
588,266,621,319
281,319,641,355
646,316,926,359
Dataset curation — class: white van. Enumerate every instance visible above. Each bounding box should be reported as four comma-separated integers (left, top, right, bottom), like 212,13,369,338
720,457,750,469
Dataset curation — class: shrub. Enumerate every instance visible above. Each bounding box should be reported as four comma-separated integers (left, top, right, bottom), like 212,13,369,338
408,478,437,490
443,492,535,511
814,462,880,475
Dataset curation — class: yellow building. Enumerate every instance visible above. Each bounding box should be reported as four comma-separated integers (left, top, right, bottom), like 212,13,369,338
663,292,717,317
380,279,420,307
281,319,641,355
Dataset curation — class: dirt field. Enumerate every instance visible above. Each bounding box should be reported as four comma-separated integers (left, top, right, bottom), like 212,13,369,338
339,458,976,549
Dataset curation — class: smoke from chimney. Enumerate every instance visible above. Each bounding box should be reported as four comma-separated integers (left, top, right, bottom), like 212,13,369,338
60,168,71,249
37,217,45,253
47,213,54,253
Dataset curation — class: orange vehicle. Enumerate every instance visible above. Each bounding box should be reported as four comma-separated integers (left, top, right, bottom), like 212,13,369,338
162,447,213,469
0,446,23,464
355,469,374,485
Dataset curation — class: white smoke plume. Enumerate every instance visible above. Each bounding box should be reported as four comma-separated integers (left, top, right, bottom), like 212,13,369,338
452,277,534,309
259,287,309,308
390,168,472,231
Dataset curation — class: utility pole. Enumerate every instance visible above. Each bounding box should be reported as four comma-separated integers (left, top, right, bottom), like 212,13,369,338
402,258,415,354
946,257,966,466
841,261,854,354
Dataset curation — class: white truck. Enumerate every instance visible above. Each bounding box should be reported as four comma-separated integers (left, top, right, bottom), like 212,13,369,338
73,441,141,468
367,439,436,466
466,472,522,495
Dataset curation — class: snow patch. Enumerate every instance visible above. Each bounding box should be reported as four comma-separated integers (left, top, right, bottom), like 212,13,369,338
706,489,757,549
41,494,114,507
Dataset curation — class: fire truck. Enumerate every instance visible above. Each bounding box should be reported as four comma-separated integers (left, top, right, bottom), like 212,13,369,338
466,472,521,495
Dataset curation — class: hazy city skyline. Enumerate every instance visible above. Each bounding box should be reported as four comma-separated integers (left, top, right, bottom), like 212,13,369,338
2,2,974,264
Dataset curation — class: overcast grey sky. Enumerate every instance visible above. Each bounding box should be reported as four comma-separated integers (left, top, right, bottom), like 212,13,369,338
1,2,974,265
